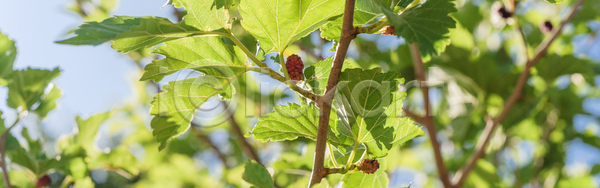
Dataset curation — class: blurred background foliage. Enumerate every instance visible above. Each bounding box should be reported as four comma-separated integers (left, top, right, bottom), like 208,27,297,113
0,0,599,187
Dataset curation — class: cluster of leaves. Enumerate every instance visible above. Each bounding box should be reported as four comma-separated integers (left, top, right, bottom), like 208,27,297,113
1,0,598,186
53,0,463,186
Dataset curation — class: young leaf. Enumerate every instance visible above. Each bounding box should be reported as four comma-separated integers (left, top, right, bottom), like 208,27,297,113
377,0,457,58
341,170,388,188
238,0,345,54
250,103,344,145
7,68,60,111
242,160,275,188
333,68,422,157
140,37,249,82
0,31,16,86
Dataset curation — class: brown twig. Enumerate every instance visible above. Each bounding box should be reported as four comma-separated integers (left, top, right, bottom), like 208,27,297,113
451,0,585,186
308,0,358,186
407,43,452,188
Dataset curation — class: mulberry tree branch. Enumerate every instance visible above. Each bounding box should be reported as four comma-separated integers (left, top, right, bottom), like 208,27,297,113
308,0,358,186
407,43,452,188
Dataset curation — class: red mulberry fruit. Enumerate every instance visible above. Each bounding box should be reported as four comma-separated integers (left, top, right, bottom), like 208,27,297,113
286,54,304,81
382,26,396,36
357,159,380,174
540,21,553,33
36,175,51,187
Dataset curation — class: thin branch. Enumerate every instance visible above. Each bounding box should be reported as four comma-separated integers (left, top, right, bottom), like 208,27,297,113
1,113,24,188
452,0,585,186
309,0,358,186
408,43,452,188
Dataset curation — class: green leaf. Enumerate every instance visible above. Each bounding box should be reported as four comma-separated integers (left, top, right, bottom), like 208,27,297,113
239,0,345,54
150,75,240,150
110,17,210,53
8,148,38,175
56,16,145,45
170,0,233,32
341,170,388,188
250,103,343,145
304,57,352,94
378,0,457,57
7,68,60,111
333,68,422,157
75,112,112,151
33,86,62,119
242,160,274,188
141,36,249,82
0,31,16,86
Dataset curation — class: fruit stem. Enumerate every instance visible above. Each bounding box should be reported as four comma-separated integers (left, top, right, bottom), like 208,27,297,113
279,52,291,80
345,142,360,168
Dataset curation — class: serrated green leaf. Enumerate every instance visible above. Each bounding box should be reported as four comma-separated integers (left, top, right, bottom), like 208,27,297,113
333,68,421,157
341,170,388,188
111,17,211,53
242,160,274,188
378,0,457,57
150,74,242,150
304,57,351,94
239,0,345,54
8,147,38,175
0,31,16,86
33,86,62,119
75,111,112,152
171,0,232,32
321,0,399,41
7,68,60,111
250,103,344,145
56,16,144,45
141,37,249,82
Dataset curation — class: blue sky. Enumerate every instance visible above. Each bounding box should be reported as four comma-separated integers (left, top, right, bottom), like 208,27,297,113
0,0,172,137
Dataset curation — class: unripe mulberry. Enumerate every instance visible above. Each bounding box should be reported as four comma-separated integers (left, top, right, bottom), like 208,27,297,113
286,54,304,81
497,6,512,18
540,21,553,33
36,175,51,187
382,26,396,36
357,159,380,174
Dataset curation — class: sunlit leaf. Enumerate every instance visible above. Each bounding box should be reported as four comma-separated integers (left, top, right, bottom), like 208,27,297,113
341,170,388,188
0,31,16,86
239,0,345,54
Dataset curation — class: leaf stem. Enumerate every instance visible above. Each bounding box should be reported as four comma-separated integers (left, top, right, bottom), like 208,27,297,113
327,143,340,167
279,52,291,80
225,33,271,69
345,142,360,168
